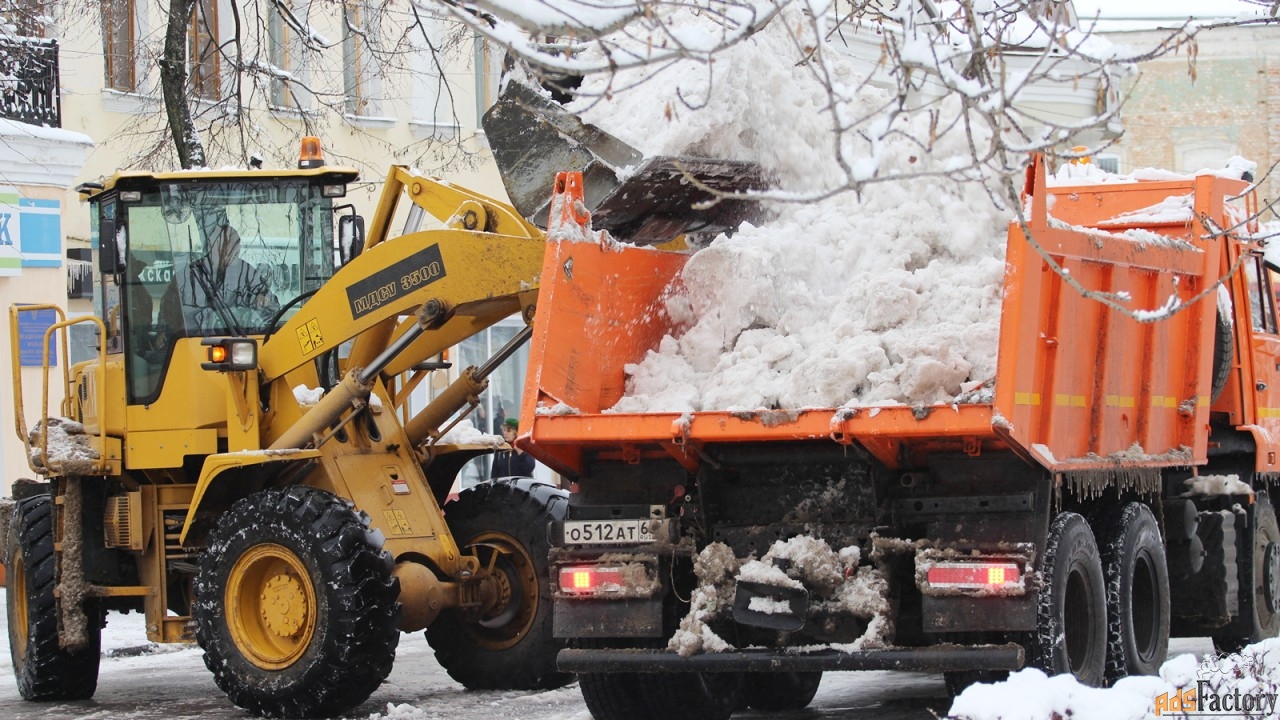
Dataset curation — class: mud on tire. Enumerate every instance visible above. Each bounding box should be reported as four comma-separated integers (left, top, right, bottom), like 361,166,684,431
5,495,102,701
427,478,570,691
193,486,400,718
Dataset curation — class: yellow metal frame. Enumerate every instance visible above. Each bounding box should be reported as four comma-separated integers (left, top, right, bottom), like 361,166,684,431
9,305,109,475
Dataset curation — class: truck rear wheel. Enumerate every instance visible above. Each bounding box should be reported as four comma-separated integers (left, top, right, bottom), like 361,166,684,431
1212,492,1280,653
1099,502,1169,681
579,671,652,720
1031,512,1106,686
5,495,101,701
741,671,822,710
427,478,570,690
193,486,400,718
638,671,743,720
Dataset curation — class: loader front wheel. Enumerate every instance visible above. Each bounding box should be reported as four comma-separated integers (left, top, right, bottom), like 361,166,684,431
194,486,400,718
427,478,570,690
6,495,102,701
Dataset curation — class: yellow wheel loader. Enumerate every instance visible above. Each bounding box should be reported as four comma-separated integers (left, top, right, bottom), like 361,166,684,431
4,139,568,717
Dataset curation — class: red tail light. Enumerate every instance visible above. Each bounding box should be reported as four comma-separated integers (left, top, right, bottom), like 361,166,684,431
927,562,1021,589
558,566,625,595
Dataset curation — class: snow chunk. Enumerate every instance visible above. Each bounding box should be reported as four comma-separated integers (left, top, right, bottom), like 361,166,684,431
28,417,100,474
293,384,324,407
1182,474,1254,497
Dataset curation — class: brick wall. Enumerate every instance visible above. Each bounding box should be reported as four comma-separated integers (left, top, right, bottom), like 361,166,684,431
1105,26,1280,210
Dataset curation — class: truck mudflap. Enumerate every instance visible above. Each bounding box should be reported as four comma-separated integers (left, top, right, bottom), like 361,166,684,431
557,643,1024,674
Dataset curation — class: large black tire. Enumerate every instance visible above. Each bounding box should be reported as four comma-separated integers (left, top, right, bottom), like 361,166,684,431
5,495,101,701
1212,492,1280,653
1030,512,1106,687
193,486,400,718
427,478,571,690
579,670,742,720
634,672,743,720
1210,306,1233,403
579,672,654,720
742,671,822,710
1099,503,1170,682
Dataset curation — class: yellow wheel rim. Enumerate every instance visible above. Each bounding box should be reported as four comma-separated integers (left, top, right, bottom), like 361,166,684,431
10,553,28,662
467,532,539,652
225,543,317,670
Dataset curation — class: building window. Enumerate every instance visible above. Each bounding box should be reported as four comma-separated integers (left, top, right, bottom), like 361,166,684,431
343,1,371,115
188,0,219,100
1095,155,1119,174
103,0,136,92
410,9,456,130
1,0,44,37
268,3,295,108
473,35,500,127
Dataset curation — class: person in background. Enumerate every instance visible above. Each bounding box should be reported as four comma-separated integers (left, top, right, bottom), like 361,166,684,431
490,417,536,478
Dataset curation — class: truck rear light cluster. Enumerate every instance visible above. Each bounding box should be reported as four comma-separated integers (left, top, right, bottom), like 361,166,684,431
559,566,625,595
927,562,1021,589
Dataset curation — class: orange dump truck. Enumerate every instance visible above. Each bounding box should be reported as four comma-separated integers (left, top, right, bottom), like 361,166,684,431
516,164,1280,719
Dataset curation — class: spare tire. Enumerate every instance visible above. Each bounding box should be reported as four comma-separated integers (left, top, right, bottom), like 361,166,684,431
1211,304,1233,403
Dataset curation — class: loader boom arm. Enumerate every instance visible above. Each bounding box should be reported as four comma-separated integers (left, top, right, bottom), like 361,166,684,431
257,168,545,386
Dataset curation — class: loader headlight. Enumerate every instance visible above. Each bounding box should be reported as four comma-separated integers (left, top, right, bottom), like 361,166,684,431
201,338,258,372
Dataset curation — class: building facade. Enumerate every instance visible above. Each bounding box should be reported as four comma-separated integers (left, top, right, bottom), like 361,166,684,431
0,0,513,490
1102,24,1280,205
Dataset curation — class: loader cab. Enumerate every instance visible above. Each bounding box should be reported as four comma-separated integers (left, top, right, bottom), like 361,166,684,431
80,165,358,405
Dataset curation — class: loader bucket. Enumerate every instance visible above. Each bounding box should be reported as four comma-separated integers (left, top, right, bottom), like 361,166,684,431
483,79,768,244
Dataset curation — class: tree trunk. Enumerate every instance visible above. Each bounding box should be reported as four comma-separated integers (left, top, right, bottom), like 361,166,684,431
159,0,205,169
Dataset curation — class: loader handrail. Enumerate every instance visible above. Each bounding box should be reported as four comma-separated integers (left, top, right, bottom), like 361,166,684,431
9,304,108,474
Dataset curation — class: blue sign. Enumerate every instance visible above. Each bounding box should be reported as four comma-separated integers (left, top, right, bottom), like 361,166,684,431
18,308,57,367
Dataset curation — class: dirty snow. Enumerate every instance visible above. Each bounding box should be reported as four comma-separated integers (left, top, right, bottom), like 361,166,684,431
672,538,891,656
27,417,100,474
1182,473,1256,497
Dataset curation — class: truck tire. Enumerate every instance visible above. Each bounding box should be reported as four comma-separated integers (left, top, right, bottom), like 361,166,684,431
427,478,571,690
1099,503,1169,682
1212,492,1280,653
193,486,400,718
1031,512,1106,686
741,671,823,710
1210,307,1233,403
579,671,653,720
5,495,102,701
634,671,743,720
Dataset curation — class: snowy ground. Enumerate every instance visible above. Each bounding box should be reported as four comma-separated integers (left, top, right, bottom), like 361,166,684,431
0,588,959,720
4,590,1254,720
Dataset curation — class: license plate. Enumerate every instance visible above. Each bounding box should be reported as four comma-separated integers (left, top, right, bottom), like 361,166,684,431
563,519,655,545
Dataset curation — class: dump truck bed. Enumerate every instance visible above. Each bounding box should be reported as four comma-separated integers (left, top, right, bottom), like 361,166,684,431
521,165,1249,477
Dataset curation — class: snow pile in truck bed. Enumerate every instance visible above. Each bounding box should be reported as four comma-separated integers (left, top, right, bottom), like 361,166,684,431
947,639,1280,720
564,6,1255,413
565,6,1013,412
